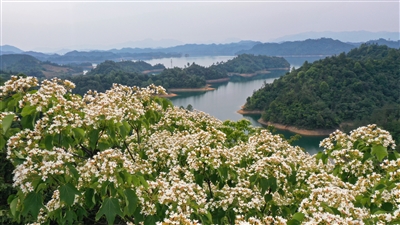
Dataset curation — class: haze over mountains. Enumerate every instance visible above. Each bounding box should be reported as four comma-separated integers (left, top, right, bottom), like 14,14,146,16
271,31,399,43
3,31,399,54
1,30,399,79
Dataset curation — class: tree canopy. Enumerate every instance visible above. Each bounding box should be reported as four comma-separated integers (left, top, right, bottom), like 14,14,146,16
67,54,289,95
244,44,400,133
211,54,289,74
0,76,399,224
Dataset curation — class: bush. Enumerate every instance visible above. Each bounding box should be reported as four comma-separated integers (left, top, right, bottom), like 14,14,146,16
1,76,399,224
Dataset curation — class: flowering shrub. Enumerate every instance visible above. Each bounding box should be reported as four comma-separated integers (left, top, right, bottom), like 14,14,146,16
1,76,399,225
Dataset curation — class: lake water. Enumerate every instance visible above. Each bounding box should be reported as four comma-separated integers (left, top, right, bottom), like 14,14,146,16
145,56,327,154
144,56,236,69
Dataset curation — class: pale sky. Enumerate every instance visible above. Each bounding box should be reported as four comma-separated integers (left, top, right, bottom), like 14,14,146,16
1,0,399,52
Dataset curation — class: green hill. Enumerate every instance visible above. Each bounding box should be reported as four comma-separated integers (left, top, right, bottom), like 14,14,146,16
69,54,289,95
244,44,400,143
212,54,289,74
85,60,165,76
0,54,89,78
237,38,355,56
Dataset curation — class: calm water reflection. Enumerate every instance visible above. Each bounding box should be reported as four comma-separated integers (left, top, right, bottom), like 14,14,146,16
145,55,327,153
170,72,326,154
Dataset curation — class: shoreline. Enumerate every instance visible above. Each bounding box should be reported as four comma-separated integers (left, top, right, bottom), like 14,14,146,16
157,93,178,98
257,119,335,136
162,84,215,98
237,106,335,136
237,109,263,115
228,68,289,78
228,70,271,78
168,87,215,92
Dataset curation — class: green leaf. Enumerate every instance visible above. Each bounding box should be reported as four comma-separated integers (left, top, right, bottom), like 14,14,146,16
371,145,388,162
21,105,36,117
21,114,34,129
259,177,269,194
95,197,123,225
264,193,272,203
287,219,301,225
131,175,140,186
124,189,138,215
292,212,305,221
84,188,95,209
59,183,80,206
2,114,14,133
9,197,18,217
381,202,393,212
144,215,157,225
218,166,228,180
64,210,77,225
7,99,15,111
119,124,127,139
44,135,53,150
22,192,44,218
138,175,149,189
72,128,85,141
98,141,111,151
0,135,6,149
66,163,79,180
89,129,100,150
269,177,278,192
194,173,204,187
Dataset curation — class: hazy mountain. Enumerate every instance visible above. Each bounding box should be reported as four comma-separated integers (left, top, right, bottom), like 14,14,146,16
0,54,91,78
273,31,399,43
111,41,261,56
106,38,185,49
2,38,398,66
237,38,355,56
351,38,400,49
0,45,24,54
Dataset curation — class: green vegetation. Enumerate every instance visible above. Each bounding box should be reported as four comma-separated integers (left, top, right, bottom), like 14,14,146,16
0,54,45,78
0,54,90,78
184,63,227,80
68,66,206,95
68,54,288,95
86,60,165,76
237,38,356,56
1,76,399,224
212,54,289,74
244,44,400,146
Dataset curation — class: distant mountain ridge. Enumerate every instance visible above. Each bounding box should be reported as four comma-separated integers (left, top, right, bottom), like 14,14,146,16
1,45,24,54
236,38,356,56
1,38,399,65
273,31,400,42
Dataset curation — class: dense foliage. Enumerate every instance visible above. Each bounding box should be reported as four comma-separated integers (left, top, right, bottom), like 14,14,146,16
0,54,90,78
68,54,288,95
1,76,400,225
211,54,289,74
0,54,46,78
184,63,228,80
68,66,206,96
244,44,400,133
86,60,165,76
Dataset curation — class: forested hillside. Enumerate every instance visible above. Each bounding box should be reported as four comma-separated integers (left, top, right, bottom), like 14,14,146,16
0,54,45,78
211,54,289,73
69,67,206,95
86,60,165,76
0,54,89,78
244,44,400,144
69,54,288,95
